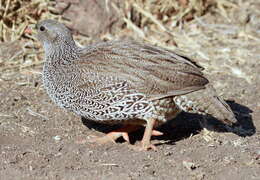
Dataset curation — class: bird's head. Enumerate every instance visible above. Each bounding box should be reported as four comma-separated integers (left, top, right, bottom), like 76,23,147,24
36,20,76,53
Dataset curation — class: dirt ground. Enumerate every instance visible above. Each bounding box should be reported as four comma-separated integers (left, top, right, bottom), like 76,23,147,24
0,1,259,180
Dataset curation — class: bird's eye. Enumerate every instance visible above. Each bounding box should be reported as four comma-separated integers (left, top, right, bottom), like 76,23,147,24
39,26,45,31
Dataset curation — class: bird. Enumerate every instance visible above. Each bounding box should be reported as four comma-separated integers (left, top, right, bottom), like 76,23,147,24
36,19,237,150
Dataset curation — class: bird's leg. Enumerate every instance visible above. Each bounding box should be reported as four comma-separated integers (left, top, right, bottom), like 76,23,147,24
140,118,157,151
89,123,163,145
89,125,140,144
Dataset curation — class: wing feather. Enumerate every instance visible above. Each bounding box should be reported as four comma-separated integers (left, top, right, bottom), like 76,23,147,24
76,40,209,100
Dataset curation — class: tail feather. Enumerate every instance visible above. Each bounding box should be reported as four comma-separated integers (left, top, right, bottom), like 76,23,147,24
175,84,237,125
205,86,237,124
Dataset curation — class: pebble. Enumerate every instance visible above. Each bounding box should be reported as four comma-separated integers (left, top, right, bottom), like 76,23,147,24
53,135,62,141
183,160,196,170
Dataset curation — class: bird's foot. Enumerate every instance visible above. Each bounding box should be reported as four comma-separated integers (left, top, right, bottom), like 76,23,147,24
151,130,163,136
137,118,158,151
140,141,157,151
129,141,157,151
138,129,162,150
89,131,130,144
88,125,141,145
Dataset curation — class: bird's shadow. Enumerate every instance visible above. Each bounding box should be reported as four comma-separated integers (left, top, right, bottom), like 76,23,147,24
81,100,255,145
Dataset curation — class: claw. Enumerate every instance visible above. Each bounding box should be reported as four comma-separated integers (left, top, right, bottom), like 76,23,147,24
152,130,163,136
141,143,157,151
122,132,130,143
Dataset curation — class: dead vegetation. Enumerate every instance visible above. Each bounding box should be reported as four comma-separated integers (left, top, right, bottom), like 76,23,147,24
0,0,53,72
0,0,243,68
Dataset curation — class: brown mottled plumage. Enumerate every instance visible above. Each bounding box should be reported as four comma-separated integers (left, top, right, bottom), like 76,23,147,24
36,20,237,150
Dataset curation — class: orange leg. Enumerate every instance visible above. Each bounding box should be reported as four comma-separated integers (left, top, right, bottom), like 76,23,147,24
89,125,140,144
140,118,157,151
89,123,163,146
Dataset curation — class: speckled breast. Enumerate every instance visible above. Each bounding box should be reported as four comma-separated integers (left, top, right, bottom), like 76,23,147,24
42,63,182,126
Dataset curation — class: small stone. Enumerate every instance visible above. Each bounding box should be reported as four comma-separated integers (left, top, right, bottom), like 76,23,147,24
53,135,61,141
55,152,62,157
29,165,33,171
183,160,197,170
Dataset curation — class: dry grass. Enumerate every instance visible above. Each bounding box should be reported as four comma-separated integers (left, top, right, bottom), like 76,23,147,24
0,0,57,42
0,0,58,73
0,0,214,72
115,0,216,49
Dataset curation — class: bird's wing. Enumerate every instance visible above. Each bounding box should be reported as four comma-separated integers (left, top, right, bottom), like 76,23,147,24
76,40,209,101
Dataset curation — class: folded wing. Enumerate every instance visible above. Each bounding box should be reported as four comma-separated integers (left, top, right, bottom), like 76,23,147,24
76,40,209,100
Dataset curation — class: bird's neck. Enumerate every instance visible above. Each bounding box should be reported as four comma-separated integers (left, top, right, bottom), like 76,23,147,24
44,40,80,64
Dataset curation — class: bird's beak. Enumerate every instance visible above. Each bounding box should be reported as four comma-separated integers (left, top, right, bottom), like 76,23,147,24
24,27,33,34
24,24,39,41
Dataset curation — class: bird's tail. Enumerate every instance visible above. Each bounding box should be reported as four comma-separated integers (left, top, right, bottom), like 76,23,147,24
176,84,237,125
